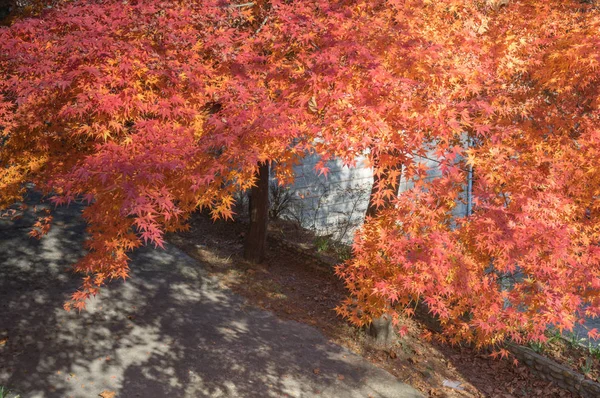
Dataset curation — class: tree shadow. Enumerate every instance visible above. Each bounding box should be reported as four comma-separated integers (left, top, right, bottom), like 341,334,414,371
0,195,420,397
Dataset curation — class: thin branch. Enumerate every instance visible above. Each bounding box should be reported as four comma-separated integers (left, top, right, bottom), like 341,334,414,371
410,152,471,173
253,15,269,37
227,2,255,8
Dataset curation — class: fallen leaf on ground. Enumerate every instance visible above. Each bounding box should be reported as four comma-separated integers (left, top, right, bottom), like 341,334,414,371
313,368,320,375
442,379,464,390
0,336,8,346
99,390,116,398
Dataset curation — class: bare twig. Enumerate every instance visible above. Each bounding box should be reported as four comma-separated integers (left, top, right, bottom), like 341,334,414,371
253,15,269,37
228,2,255,8
410,152,471,173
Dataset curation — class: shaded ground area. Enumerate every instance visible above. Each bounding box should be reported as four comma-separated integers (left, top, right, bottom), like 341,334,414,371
0,197,422,398
573,319,600,349
170,212,577,397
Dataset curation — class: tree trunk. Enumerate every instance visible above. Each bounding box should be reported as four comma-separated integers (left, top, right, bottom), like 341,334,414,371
365,153,402,217
369,313,396,347
243,161,270,263
366,152,402,347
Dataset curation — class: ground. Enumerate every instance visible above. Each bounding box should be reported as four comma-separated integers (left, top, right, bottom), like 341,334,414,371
0,195,586,397
169,211,579,398
0,196,421,398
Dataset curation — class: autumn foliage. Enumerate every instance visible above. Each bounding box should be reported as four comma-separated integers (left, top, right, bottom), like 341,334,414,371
0,0,329,309
334,0,600,347
1,0,600,348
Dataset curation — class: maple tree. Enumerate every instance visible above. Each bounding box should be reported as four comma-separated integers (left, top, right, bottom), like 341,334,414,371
335,0,600,348
1,0,599,351
0,0,334,309
0,0,413,306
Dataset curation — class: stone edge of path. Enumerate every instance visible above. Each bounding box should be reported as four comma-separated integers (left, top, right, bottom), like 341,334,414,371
507,344,600,398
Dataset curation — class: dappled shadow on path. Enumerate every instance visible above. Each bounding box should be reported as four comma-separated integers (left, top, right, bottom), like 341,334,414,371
0,198,418,397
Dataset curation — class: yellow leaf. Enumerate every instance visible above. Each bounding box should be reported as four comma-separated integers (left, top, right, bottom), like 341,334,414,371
308,96,318,114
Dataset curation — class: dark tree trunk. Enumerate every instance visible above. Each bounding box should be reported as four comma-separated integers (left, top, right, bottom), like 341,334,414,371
369,313,395,347
243,162,270,263
365,171,382,218
0,1,11,24
365,154,402,217
366,152,402,347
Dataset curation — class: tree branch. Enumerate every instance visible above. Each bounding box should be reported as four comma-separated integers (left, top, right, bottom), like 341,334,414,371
227,2,255,8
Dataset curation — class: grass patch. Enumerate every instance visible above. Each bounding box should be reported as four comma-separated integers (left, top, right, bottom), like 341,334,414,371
0,386,20,398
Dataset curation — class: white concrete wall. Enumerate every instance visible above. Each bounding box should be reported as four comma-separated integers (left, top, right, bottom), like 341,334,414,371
398,154,469,219
282,153,469,243
282,154,372,243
